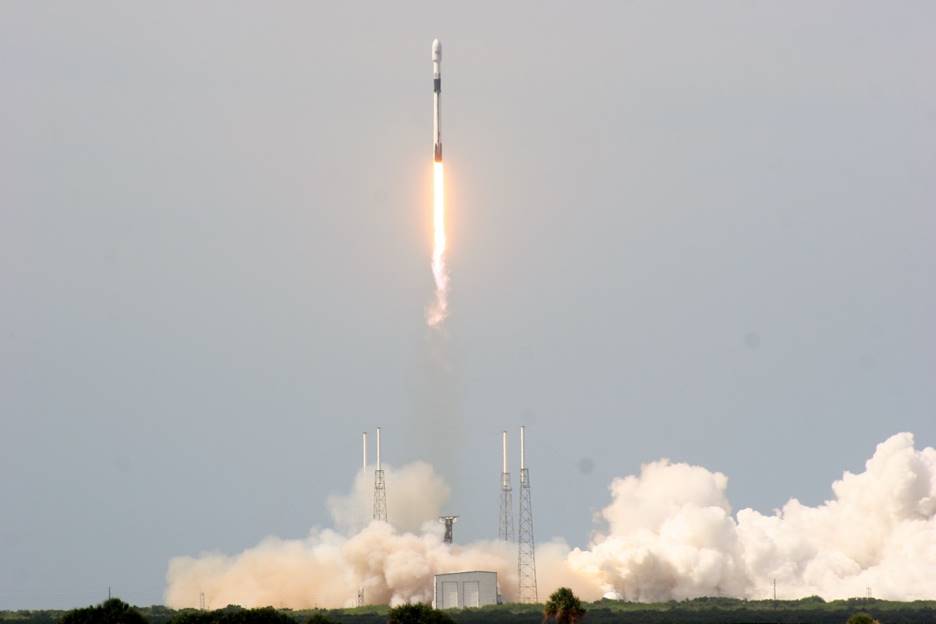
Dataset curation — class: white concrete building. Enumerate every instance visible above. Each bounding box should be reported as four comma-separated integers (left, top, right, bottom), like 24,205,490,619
433,571,499,609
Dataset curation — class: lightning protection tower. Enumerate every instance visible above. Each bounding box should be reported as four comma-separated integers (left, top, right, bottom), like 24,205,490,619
498,430,514,542
373,427,388,522
362,431,368,473
359,431,369,605
517,425,538,603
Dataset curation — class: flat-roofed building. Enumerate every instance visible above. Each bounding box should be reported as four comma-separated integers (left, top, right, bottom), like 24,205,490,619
433,571,499,609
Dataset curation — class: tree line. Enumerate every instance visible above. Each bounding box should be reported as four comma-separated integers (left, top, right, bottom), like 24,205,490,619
3,591,935,624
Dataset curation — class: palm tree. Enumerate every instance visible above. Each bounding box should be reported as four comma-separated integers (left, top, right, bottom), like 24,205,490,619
544,587,586,624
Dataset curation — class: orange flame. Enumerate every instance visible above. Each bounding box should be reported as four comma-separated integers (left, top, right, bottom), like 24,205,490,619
427,162,448,327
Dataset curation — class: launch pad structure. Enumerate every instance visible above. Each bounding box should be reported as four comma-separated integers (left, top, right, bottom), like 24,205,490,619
440,515,459,544
352,424,537,605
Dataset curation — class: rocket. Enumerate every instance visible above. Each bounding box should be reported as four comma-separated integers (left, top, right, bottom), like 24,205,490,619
432,38,443,162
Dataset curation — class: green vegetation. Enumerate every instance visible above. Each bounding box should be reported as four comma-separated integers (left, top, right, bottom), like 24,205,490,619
544,588,585,624
847,613,879,624
169,605,295,624
386,604,453,624
60,599,147,624
3,596,936,624
305,613,337,624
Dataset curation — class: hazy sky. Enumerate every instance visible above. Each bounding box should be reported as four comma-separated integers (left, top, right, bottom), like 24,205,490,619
2,1,934,610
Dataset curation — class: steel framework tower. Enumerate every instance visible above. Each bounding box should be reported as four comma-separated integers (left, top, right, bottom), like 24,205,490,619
373,427,388,522
517,425,538,603
439,515,458,544
498,430,514,542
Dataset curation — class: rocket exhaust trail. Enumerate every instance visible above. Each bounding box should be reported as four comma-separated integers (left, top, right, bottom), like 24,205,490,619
427,38,448,327
429,161,447,326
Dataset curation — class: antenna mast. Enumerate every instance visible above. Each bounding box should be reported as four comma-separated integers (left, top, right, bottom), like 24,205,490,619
362,431,368,472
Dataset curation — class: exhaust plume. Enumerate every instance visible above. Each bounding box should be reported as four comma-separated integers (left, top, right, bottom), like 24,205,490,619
426,162,448,327
165,433,936,608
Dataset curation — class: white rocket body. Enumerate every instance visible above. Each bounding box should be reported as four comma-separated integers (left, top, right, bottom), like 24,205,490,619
432,39,442,162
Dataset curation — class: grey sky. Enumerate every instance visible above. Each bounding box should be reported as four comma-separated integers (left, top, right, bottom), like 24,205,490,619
1,0,934,609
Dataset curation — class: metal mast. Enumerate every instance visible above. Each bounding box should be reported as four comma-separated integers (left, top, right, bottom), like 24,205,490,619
498,430,514,542
373,427,388,522
517,425,538,603
362,431,368,472
359,431,369,606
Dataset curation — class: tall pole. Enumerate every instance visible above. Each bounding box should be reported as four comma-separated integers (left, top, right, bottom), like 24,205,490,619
503,430,508,474
520,426,525,471
362,431,368,472
359,430,370,607
517,425,538,603
498,431,514,542
373,427,388,522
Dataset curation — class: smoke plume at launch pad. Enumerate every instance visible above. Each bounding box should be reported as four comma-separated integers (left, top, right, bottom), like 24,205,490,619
165,432,936,608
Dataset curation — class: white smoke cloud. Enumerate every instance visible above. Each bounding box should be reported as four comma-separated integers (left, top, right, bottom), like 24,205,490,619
165,463,541,609
735,433,936,600
327,462,451,534
165,433,936,608
568,432,936,601
566,459,747,601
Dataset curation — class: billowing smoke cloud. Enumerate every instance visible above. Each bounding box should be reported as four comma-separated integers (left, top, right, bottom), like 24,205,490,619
165,464,537,609
165,433,936,608
566,458,747,601
568,432,936,601
327,462,450,534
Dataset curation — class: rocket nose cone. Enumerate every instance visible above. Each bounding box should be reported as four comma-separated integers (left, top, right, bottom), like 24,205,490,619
432,39,442,62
